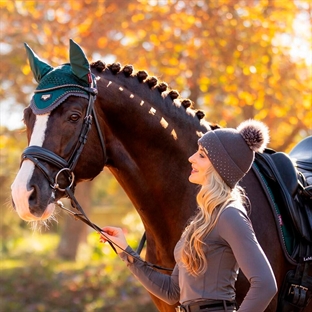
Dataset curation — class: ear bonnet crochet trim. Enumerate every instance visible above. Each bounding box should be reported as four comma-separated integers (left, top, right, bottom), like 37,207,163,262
30,65,92,114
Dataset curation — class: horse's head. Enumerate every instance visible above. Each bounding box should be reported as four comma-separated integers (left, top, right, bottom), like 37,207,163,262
11,40,106,221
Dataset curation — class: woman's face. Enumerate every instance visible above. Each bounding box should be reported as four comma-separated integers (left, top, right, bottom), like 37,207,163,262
188,145,212,185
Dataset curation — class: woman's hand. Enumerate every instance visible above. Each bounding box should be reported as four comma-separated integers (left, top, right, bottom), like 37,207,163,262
99,226,128,254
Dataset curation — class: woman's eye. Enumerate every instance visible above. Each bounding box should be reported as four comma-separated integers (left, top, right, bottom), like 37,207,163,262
69,114,80,122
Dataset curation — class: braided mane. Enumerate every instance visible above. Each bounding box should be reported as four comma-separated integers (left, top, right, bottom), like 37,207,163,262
91,60,218,130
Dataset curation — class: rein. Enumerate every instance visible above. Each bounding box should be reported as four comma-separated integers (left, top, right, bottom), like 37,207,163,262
22,83,173,273
56,197,173,272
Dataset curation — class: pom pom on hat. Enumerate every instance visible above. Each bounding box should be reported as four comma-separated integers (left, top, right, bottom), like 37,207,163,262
198,119,270,188
237,119,269,153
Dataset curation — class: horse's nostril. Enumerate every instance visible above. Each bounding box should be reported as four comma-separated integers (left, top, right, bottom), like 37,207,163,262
28,187,37,205
28,187,44,217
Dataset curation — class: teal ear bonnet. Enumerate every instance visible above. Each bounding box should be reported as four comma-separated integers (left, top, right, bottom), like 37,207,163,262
30,64,95,115
25,39,97,115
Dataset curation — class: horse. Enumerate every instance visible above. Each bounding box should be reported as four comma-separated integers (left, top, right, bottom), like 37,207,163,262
11,40,307,312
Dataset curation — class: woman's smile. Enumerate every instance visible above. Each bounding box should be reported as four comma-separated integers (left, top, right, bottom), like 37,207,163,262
188,145,212,185
190,166,198,174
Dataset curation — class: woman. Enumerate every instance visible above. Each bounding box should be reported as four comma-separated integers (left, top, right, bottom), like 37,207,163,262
100,119,277,312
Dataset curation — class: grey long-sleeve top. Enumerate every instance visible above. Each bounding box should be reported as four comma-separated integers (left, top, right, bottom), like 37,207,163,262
119,207,277,312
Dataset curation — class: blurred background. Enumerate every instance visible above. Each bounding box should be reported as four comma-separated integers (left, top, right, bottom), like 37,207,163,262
0,1,311,311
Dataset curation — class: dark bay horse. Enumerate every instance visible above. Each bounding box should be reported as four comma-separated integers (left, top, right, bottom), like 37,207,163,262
11,40,297,312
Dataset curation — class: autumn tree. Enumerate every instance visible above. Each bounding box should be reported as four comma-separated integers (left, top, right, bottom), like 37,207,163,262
1,0,311,149
1,0,311,259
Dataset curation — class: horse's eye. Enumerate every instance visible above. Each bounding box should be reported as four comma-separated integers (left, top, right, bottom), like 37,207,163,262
69,114,80,122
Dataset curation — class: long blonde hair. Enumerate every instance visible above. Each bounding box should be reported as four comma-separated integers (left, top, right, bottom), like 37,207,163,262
181,164,246,276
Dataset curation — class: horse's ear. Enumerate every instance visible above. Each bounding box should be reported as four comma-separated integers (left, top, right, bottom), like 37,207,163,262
24,43,53,83
69,39,90,84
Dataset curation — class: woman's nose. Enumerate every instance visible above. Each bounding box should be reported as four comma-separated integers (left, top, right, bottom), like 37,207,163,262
188,153,195,163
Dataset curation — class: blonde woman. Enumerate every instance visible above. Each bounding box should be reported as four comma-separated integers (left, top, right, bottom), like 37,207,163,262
100,120,277,312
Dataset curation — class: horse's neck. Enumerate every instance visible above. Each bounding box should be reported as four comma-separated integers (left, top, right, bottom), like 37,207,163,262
107,136,198,255
96,70,206,251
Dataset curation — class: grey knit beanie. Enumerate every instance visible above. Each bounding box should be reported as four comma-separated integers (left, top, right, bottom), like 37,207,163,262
198,119,269,188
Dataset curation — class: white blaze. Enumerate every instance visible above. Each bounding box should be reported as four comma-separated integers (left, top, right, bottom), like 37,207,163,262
11,113,55,221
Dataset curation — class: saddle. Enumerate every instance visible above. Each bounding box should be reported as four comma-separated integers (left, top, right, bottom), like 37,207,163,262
253,136,312,312
290,136,312,185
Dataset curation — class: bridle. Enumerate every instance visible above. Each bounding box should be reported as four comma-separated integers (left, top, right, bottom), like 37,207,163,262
21,81,173,272
21,82,114,246
22,83,105,190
